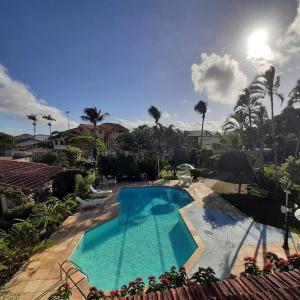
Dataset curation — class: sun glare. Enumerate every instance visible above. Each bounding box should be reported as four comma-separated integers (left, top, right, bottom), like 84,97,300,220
247,29,273,60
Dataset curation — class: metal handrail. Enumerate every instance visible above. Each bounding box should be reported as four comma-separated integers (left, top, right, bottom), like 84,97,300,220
58,260,89,299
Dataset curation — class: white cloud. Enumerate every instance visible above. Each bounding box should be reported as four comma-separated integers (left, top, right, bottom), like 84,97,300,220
117,118,223,132
191,53,248,105
0,65,77,130
273,1,300,65
248,2,300,68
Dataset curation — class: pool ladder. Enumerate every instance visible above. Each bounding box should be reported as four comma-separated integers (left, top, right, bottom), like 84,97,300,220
58,260,89,299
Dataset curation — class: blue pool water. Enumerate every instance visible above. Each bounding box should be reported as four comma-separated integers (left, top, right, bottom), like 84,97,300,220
71,186,196,290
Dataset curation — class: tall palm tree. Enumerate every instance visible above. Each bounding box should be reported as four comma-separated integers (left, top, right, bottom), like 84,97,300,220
194,100,207,149
148,105,162,177
81,107,109,162
288,78,300,106
253,105,269,174
27,114,38,155
234,88,260,150
42,114,56,136
249,66,284,192
42,114,56,151
148,105,161,125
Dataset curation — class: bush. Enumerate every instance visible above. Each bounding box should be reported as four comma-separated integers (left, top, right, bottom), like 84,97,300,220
53,169,86,199
4,201,35,221
0,188,32,209
75,173,95,199
190,168,202,179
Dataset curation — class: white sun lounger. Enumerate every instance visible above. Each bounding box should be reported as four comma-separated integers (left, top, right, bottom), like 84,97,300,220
90,186,113,195
76,196,106,207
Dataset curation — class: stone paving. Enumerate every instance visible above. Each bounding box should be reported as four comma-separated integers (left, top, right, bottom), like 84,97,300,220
6,180,300,299
184,182,300,278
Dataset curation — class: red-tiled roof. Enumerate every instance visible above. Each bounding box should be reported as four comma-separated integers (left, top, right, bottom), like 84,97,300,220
99,123,129,132
107,269,300,299
0,160,62,192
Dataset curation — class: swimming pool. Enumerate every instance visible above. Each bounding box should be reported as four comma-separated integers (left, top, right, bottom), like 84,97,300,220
71,186,196,290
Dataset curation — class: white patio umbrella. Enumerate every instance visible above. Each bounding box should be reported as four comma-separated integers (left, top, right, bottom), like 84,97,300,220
177,163,195,175
294,209,300,221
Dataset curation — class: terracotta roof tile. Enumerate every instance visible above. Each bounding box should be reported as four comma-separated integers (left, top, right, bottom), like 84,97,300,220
0,160,62,192
104,270,300,300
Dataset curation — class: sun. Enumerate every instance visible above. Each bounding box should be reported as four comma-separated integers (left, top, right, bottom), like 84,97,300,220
247,29,273,60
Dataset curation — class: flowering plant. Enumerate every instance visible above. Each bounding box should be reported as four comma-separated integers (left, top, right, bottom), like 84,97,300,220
86,286,105,300
119,277,145,296
191,267,218,284
241,256,262,276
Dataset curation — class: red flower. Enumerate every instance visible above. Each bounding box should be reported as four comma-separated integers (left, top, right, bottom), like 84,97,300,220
65,282,71,291
263,262,274,272
128,281,135,286
135,277,143,283
278,258,288,266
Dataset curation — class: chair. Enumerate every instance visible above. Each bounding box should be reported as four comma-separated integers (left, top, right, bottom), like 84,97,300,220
76,196,106,207
90,186,113,195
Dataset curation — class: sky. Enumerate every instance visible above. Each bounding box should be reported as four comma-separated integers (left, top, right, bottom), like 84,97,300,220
0,0,300,135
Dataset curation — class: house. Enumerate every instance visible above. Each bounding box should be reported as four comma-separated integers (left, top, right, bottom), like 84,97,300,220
186,130,222,147
0,160,62,214
71,122,129,153
15,134,49,149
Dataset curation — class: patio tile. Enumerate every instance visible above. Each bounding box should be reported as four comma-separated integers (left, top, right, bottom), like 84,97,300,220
23,280,44,294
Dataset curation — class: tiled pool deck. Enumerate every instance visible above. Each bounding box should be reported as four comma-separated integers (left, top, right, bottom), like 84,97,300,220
6,181,300,299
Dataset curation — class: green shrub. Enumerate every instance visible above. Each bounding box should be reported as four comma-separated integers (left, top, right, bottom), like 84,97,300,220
75,173,95,199
4,201,35,221
62,146,82,166
190,168,202,179
0,188,32,208
38,151,69,167
53,169,86,199
1,220,39,250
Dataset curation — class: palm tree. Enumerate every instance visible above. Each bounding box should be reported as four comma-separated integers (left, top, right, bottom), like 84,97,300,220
42,114,56,136
148,105,162,177
234,88,260,150
288,78,300,106
81,107,109,162
148,106,161,125
223,111,246,140
27,114,38,155
253,105,269,174
194,100,207,149
249,66,284,192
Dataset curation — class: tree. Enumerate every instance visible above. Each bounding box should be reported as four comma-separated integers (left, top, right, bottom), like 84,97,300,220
249,66,284,193
223,111,246,140
42,114,56,151
148,106,161,125
68,135,106,159
27,114,38,154
0,133,16,155
234,89,260,149
148,106,162,177
288,78,300,106
194,100,207,149
81,107,109,162
277,106,300,159
253,105,270,174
